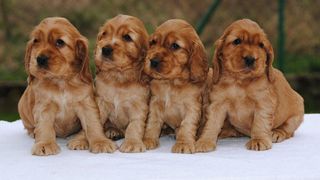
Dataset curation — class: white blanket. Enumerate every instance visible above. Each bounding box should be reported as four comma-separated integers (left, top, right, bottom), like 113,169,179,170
1,114,320,180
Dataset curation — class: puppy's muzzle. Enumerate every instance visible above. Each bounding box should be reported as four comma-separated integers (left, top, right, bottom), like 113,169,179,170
244,56,255,67
37,55,49,68
150,58,160,69
102,45,113,58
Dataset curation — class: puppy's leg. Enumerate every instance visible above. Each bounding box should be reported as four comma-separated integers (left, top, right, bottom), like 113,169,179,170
272,114,304,143
196,102,227,152
246,96,275,151
75,96,117,153
96,97,123,140
171,106,201,154
219,120,244,139
67,130,89,150
143,100,164,150
120,103,148,153
32,103,60,156
18,88,35,138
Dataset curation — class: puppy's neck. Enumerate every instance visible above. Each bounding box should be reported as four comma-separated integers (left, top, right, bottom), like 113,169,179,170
97,65,142,84
221,72,265,86
31,75,88,89
151,78,190,87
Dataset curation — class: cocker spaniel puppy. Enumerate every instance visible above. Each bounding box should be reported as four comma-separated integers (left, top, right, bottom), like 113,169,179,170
18,17,117,156
143,19,209,153
94,15,149,153
196,19,304,152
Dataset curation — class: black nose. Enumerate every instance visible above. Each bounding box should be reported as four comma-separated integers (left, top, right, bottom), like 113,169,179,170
102,46,113,57
150,58,160,69
244,56,255,67
36,55,49,67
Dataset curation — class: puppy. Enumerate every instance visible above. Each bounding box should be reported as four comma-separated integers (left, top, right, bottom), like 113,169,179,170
94,15,149,153
143,19,209,153
18,17,117,156
196,19,304,152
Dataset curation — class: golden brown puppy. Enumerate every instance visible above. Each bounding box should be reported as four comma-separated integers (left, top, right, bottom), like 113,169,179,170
196,19,304,152
143,19,209,153
94,15,149,153
18,17,117,156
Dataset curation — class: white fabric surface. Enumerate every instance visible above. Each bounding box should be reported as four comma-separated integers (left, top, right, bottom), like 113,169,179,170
0,114,320,180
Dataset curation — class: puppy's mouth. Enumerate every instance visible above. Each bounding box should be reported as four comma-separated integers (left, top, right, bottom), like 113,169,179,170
231,56,257,74
242,66,255,73
146,57,165,78
101,45,114,61
36,54,50,69
149,59,161,72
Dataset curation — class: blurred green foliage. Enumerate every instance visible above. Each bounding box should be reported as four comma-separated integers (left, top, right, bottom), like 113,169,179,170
0,0,319,121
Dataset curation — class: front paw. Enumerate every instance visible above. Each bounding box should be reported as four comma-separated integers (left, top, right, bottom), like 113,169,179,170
32,141,60,156
120,140,146,153
67,138,89,150
105,128,123,141
246,138,272,151
90,139,117,153
272,129,289,143
143,138,159,150
195,139,216,153
172,142,195,154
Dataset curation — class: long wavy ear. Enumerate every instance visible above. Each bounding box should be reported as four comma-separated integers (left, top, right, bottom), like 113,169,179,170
138,43,150,84
264,38,275,82
94,27,105,75
138,27,150,84
24,40,34,84
189,38,209,83
76,38,92,84
212,38,223,84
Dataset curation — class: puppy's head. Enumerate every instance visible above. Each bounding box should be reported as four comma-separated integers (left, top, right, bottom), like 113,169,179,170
212,19,274,83
144,19,208,83
95,14,148,72
25,17,91,84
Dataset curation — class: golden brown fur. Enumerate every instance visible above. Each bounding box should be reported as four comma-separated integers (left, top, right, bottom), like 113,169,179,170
143,19,209,153
94,15,149,153
18,17,117,156
196,19,304,152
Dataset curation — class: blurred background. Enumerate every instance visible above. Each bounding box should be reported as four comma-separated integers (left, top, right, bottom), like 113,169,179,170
0,0,319,121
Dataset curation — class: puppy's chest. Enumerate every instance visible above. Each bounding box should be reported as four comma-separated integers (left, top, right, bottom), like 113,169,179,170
152,84,195,127
213,84,255,130
53,89,77,120
100,83,147,106
154,85,185,110
41,87,79,136
98,82,148,125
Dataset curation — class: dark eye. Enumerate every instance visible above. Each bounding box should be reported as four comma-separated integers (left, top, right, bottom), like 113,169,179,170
170,43,180,50
33,38,39,44
233,38,241,45
150,39,156,46
259,42,264,48
123,34,132,42
102,32,106,36
56,39,65,47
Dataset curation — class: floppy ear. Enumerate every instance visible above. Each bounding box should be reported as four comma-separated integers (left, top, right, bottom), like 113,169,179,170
138,45,150,84
212,38,223,84
189,39,209,83
94,28,107,75
96,26,105,42
138,29,150,84
76,38,92,84
264,39,275,82
24,40,34,84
